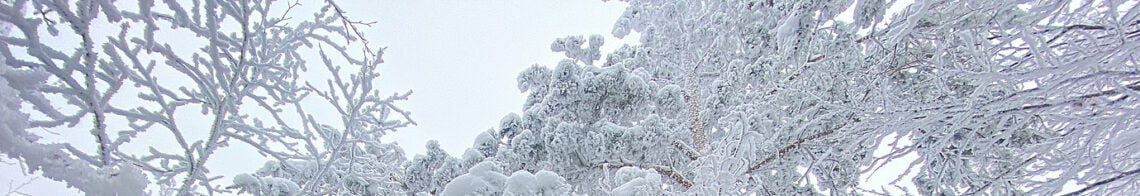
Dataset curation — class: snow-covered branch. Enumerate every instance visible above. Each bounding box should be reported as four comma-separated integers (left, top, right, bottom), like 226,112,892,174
1,0,412,195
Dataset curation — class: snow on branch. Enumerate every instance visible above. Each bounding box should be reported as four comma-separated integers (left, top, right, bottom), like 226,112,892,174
0,0,411,195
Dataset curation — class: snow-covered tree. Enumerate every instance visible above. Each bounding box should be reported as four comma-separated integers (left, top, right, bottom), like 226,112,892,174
862,1,1140,194
402,140,465,195
442,0,1140,195
439,161,508,196
438,161,570,196
0,0,412,195
5,0,1138,195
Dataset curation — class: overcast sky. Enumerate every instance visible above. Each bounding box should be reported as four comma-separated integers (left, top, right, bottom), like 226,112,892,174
0,1,637,195
359,1,638,157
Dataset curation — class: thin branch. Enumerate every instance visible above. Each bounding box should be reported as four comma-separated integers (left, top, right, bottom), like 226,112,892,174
1061,168,1140,196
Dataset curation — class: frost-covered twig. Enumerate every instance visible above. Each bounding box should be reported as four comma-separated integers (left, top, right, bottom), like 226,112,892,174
1062,168,1140,196
1,0,411,194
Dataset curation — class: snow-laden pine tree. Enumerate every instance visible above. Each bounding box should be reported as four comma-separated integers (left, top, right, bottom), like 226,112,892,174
442,0,1140,195
0,0,412,195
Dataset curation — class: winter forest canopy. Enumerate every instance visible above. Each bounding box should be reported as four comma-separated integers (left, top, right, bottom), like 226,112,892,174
1,0,1139,195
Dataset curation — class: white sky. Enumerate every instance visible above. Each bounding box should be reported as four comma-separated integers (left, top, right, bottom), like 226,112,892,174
360,1,638,157
0,1,636,195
